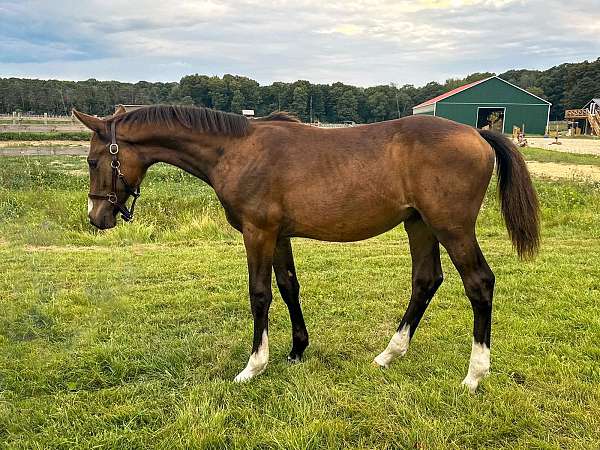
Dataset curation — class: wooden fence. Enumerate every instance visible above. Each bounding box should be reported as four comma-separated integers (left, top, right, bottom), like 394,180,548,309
0,113,87,132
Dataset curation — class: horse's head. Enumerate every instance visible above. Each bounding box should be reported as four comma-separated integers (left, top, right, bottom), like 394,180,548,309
73,108,146,230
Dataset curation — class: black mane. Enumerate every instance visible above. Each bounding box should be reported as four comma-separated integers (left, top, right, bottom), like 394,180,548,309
115,105,251,137
113,105,302,136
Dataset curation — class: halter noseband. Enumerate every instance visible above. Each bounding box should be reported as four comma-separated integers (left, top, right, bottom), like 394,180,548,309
88,120,140,222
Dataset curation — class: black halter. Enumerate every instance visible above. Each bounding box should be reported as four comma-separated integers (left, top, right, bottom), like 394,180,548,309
88,121,140,222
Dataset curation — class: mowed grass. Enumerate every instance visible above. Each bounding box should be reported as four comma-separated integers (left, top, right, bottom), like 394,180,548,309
0,155,599,449
521,146,600,167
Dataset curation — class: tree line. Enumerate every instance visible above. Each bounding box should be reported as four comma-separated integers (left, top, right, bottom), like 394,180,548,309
1,58,599,122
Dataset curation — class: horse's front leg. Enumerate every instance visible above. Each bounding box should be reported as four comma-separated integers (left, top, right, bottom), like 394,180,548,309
234,224,277,382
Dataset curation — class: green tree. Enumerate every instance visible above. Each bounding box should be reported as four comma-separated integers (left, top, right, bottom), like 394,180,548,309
366,88,390,122
230,89,245,113
336,89,359,122
564,77,600,110
208,77,229,111
179,96,194,106
527,86,546,100
291,83,310,121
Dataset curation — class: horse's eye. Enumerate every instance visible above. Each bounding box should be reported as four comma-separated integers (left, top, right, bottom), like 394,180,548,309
87,159,98,169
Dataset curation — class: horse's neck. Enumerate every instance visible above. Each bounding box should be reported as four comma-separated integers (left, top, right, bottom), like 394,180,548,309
142,130,231,185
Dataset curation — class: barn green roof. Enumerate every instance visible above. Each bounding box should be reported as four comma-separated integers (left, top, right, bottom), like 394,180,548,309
413,76,551,111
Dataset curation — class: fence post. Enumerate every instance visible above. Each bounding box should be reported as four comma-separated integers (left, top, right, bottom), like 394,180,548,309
44,112,48,125
12,111,16,125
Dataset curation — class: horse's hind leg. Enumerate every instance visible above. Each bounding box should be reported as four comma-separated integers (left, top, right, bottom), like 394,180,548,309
273,238,309,362
439,231,495,393
374,216,443,368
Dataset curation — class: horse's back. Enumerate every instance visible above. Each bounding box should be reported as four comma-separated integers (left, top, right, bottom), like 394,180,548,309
240,117,495,240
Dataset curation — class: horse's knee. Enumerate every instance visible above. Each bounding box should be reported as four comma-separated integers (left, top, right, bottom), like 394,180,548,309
464,268,494,308
431,272,444,293
249,286,272,314
413,272,444,301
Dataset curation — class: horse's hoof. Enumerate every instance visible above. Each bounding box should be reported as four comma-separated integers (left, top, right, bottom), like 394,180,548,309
461,377,479,394
234,366,265,383
287,355,302,364
233,372,252,383
372,356,390,369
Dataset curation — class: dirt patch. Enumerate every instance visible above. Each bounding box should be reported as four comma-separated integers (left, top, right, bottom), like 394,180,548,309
22,243,173,253
0,140,88,148
0,147,88,156
526,161,600,182
24,245,106,253
527,138,600,156
65,169,89,176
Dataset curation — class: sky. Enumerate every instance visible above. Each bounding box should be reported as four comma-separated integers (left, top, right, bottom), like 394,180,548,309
1,0,599,87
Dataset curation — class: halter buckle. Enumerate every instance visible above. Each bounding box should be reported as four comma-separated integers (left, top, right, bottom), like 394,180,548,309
109,143,119,154
107,192,117,204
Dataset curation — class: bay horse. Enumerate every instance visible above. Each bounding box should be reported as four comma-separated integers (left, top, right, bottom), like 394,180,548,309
74,105,539,392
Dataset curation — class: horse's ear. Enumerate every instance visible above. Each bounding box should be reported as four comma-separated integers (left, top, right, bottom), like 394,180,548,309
114,104,127,116
72,109,104,132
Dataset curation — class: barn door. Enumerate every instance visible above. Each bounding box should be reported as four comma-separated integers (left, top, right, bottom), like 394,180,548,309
477,107,505,133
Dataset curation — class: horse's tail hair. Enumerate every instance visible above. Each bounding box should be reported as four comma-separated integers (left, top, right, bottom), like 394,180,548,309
479,129,540,259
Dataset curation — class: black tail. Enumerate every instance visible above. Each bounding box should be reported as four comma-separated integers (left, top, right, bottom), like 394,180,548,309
479,129,540,259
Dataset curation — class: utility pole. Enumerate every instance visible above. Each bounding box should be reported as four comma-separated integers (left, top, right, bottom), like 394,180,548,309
58,88,68,116
310,95,313,123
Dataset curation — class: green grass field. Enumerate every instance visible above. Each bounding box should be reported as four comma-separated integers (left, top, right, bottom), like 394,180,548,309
0,131,91,142
0,155,599,449
520,147,600,167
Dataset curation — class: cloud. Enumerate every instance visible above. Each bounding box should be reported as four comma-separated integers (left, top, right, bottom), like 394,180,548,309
0,0,598,86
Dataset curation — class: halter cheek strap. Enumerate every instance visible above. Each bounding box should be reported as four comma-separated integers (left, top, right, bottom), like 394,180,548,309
88,121,141,222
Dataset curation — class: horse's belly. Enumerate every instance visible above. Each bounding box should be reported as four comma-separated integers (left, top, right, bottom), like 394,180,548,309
286,201,412,242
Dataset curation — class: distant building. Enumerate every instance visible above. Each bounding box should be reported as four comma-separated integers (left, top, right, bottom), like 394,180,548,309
413,76,551,135
585,98,600,115
565,99,600,136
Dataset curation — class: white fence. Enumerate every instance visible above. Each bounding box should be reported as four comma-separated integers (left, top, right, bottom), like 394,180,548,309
0,112,87,132
310,122,356,128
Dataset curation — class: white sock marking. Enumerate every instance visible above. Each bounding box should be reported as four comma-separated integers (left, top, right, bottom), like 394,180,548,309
461,339,490,393
234,330,269,382
87,198,94,216
373,324,411,368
